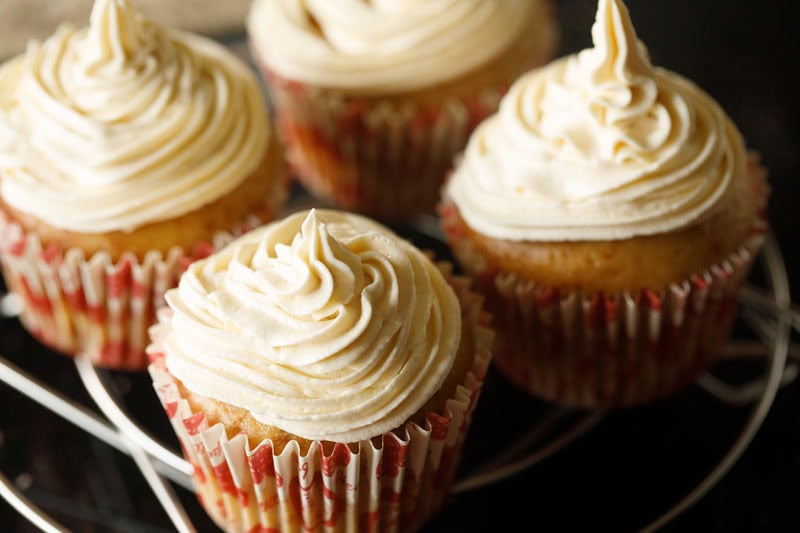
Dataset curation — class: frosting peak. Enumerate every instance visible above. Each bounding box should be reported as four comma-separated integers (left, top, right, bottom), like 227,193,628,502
67,0,172,133
447,0,746,241
163,210,462,442
82,0,152,70
541,0,665,168
588,0,653,84
256,209,364,321
0,0,268,233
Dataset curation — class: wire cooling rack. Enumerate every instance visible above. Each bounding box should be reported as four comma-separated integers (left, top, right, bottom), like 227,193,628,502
0,221,797,532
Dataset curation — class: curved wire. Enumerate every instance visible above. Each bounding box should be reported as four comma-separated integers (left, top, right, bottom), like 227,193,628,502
73,355,194,479
0,469,68,533
643,233,792,531
74,352,195,533
452,412,605,494
0,354,192,490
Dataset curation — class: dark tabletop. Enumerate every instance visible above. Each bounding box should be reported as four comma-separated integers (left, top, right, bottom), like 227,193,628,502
2,1,799,531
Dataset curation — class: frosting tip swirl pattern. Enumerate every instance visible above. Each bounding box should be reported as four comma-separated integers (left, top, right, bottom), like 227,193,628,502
447,0,746,242
0,0,269,233
164,209,462,443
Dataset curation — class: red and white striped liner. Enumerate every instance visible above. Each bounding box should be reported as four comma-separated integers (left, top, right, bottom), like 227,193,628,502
147,269,493,533
438,157,769,407
259,65,504,221
0,210,267,370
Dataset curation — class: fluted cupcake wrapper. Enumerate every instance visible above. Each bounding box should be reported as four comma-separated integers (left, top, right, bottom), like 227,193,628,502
438,199,767,408
147,270,493,533
0,210,268,370
255,65,505,221
248,0,558,221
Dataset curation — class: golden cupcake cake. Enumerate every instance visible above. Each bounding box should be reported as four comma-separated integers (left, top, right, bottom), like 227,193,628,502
247,0,558,221
0,0,287,369
440,0,768,407
148,209,492,532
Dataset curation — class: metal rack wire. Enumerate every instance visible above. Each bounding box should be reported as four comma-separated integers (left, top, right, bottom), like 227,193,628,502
0,231,797,532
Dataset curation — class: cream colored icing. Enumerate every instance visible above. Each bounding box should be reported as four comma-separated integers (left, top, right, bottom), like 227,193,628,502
0,0,268,234
248,0,545,94
163,209,461,443
447,0,746,241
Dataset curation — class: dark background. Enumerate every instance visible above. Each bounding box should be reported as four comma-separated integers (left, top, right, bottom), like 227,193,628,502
1,0,799,531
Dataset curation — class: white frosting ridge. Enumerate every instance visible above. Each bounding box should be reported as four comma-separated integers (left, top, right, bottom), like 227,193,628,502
447,0,747,242
163,209,462,443
0,0,268,233
248,0,545,93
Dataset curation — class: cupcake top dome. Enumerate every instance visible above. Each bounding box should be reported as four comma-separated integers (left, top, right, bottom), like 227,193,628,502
447,0,748,242
0,0,268,234
159,209,462,442
248,0,548,94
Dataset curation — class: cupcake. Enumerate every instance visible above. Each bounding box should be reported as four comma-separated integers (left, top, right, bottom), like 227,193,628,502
147,209,492,532
440,0,768,407
247,0,558,221
0,0,287,369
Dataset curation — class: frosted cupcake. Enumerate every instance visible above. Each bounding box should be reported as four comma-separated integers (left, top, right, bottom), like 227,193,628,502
0,0,287,369
248,0,558,221
147,209,492,532
440,0,768,407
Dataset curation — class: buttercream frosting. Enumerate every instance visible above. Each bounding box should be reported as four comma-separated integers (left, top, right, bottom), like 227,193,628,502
0,0,268,233
447,0,747,241
248,0,545,94
163,209,461,443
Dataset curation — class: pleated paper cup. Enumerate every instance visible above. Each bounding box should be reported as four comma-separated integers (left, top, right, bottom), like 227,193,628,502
147,270,493,532
0,210,268,370
438,196,767,408
260,69,504,222
248,6,557,222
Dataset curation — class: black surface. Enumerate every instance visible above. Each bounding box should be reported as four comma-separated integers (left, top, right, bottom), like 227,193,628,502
2,1,799,531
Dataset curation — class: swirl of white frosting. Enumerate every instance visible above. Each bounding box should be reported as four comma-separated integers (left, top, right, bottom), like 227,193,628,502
0,0,268,233
248,0,542,93
163,209,461,443
447,0,747,241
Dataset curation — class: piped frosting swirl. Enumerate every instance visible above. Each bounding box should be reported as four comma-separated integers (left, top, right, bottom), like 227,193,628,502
163,209,461,443
248,0,543,93
447,0,746,241
0,0,268,233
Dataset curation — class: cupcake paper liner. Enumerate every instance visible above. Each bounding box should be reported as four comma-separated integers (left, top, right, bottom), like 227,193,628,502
259,66,504,221
0,210,268,370
147,270,493,532
438,196,767,408
248,5,559,220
